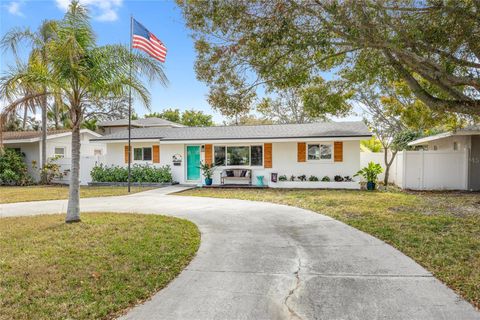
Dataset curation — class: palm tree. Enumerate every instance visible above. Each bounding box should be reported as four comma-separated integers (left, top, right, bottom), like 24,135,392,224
1,20,57,176
0,1,167,222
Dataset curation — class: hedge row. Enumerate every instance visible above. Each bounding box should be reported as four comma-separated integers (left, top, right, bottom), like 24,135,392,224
90,163,173,183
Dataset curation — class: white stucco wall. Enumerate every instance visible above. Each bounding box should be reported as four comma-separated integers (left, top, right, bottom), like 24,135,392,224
424,135,470,152
103,140,362,186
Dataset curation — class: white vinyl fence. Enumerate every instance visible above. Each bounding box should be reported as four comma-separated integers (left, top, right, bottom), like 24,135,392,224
53,155,105,185
361,150,469,190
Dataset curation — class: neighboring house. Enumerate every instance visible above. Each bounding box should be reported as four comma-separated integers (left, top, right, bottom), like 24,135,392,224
2,129,105,183
407,125,480,191
361,125,479,191
98,117,185,135
91,121,372,187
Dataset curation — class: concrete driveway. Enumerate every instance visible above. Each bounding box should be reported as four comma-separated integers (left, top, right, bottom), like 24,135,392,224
1,186,479,320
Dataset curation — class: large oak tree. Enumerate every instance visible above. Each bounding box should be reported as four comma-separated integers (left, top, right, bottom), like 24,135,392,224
178,0,480,116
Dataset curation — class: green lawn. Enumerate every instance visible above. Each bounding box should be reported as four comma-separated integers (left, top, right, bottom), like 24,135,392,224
0,213,200,320
0,185,154,204
179,188,480,309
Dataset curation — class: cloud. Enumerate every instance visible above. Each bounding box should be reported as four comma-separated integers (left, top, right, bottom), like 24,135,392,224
55,0,122,22
6,1,24,17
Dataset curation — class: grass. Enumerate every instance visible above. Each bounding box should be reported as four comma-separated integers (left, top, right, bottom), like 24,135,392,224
0,212,200,320
0,185,154,204
180,188,480,309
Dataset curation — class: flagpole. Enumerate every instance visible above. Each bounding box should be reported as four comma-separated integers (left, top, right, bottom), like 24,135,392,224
127,15,133,193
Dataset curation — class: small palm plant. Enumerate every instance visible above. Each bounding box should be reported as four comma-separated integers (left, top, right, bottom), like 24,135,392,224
198,161,216,185
354,162,383,190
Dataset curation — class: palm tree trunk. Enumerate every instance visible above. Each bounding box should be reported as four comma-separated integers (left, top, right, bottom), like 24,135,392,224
22,105,28,130
66,121,81,223
41,95,47,183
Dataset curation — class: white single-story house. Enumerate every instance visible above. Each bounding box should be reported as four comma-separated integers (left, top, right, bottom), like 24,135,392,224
407,125,480,191
91,121,372,188
98,117,185,135
2,129,105,182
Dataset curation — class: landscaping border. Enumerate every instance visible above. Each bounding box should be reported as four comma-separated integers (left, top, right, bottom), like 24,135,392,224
88,182,177,187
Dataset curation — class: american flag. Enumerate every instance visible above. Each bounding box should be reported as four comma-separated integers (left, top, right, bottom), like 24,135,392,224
132,19,167,62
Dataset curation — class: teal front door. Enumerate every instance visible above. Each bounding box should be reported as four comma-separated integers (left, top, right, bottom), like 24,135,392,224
186,145,201,181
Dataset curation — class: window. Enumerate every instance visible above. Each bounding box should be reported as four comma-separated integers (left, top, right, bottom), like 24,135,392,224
453,142,458,151
227,146,250,165
94,149,103,156
214,145,264,166
250,145,263,166
308,144,332,160
433,145,438,151
54,147,65,158
214,146,226,166
133,147,152,161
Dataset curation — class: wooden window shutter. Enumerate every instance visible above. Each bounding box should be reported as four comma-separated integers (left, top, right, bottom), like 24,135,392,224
124,145,130,164
264,143,272,168
205,144,213,165
334,141,343,162
153,145,160,163
297,142,306,162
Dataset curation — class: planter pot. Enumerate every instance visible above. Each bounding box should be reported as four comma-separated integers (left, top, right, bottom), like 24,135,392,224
205,178,213,186
366,181,376,190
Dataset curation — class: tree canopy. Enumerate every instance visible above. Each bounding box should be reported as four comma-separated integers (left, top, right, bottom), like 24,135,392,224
146,108,214,126
178,0,480,117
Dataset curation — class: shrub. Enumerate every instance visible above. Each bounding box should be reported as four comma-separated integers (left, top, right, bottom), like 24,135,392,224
308,175,319,181
334,175,344,182
90,163,173,183
0,149,32,186
298,174,307,181
278,175,288,181
34,156,64,184
290,175,296,181
321,176,331,182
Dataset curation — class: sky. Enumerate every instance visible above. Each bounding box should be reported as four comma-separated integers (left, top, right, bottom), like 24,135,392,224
0,0,362,124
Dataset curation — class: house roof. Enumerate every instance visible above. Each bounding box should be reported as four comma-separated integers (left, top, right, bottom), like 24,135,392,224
1,129,101,143
98,117,185,128
92,121,372,142
408,125,480,146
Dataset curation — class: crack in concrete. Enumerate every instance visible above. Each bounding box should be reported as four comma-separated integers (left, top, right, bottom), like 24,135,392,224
284,257,303,320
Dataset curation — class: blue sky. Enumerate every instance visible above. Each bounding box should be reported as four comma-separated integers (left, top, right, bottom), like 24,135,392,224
1,0,362,124
0,0,228,122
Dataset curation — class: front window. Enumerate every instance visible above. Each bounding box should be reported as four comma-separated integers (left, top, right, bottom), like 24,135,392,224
214,146,226,166
453,142,458,151
227,146,250,166
54,147,65,158
308,144,332,160
250,145,263,166
133,147,152,161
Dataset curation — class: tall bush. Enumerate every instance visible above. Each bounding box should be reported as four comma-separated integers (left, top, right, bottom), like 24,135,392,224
0,149,32,186
90,164,173,183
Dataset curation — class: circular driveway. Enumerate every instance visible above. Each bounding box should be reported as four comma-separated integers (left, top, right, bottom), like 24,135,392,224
1,186,479,320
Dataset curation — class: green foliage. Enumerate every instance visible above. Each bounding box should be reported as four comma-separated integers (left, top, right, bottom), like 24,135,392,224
41,156,64,184
90,164,173,183
178,1,480,116
198,161,216,179
354,162,383,183
308,175,319,182
145,108,213,127
321,176,331,182
361,137,383,152
278,175,288,181
0,149,32,186
182,110,213,127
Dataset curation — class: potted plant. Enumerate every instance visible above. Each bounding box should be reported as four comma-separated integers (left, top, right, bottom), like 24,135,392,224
354,162,383,190
198,162,216,185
